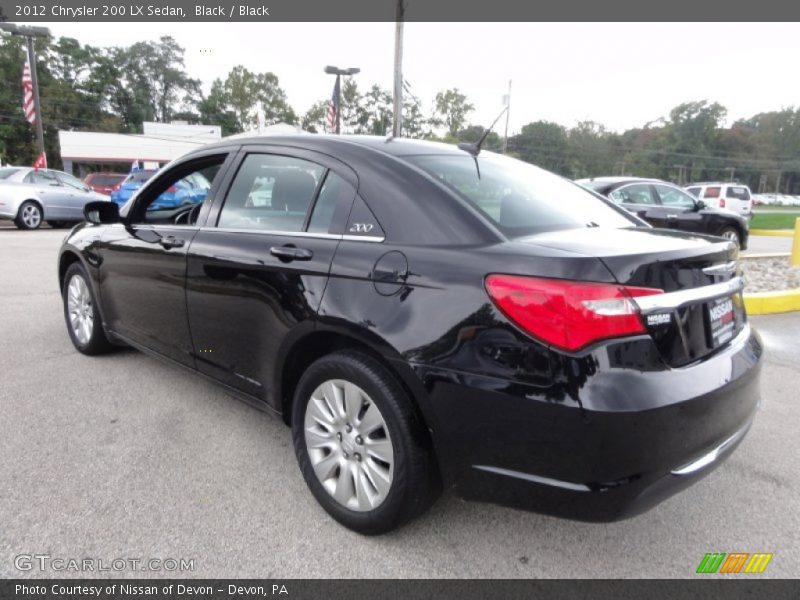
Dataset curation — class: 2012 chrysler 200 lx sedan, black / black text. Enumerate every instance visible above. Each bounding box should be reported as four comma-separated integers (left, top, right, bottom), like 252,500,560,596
59,136,762,534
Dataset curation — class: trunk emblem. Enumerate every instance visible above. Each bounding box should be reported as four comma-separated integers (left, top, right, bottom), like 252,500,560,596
702,261,736,276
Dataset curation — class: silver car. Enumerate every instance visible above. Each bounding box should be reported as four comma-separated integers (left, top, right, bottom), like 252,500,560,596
0,166,111,230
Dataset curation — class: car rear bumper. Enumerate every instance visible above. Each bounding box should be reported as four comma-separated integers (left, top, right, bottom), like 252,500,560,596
410,323,763,521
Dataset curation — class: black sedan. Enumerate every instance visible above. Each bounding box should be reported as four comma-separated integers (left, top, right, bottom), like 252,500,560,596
59,136,761,534
577,177,750,249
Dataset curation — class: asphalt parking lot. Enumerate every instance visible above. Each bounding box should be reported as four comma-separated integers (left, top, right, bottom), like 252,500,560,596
1,226,798,578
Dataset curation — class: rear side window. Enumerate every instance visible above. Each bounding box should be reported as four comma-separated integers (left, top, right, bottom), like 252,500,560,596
218,154,325,232
24,170,59,185
703,187,720,199
686,187,701,197
725,186,750,200
307,172,355,234
609,184,655,205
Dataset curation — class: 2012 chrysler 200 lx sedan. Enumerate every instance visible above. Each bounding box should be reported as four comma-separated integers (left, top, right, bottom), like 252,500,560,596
58,136,762,534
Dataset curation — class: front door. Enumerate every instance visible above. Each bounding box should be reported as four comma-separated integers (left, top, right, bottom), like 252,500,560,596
96,152,234,366
186,148,357,406
652,183,704,234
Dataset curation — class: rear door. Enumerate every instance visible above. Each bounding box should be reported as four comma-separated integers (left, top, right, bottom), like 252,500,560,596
185,147,357,406
24,170,69,219
723,185,752,216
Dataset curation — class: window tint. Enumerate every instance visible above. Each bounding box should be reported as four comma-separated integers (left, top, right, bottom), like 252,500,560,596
307,172,354,233
703,187,721,198
408,154,634,237
24,170,59,185
654,184,696,209
218,154,325,232
726,186,750,200
609,184,655,205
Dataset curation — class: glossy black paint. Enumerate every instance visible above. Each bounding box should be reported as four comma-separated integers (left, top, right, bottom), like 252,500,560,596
59,135,762,522
583,177,750,250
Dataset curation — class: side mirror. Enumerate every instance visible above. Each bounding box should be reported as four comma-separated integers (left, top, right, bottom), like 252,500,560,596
695,199,706,210
84,201,120,225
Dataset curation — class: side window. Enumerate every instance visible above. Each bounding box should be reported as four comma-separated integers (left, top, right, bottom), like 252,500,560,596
610,184,655,205
56,172,87,191
131,156,226,225
726,186,750,201
307,171,355,234
25,170,59,185
654,184,696,209
703,187,720,199
686,187,701,197
218,154,325,232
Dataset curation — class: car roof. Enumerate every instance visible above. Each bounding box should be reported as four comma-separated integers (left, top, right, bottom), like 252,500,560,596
686,182,750,187
194,133,467,158
576,176,671,192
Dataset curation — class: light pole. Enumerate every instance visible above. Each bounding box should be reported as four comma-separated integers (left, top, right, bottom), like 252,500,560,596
0,24,50,164
324,65,360,134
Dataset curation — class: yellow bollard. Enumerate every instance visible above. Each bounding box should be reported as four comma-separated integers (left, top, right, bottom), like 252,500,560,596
793,217,800,267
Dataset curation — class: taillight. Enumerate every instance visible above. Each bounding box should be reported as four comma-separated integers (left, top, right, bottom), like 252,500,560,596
485,275,663,352
719,198,726,208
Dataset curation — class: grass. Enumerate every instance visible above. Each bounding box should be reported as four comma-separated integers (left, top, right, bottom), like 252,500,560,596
753,205,800,212
749,212,800,230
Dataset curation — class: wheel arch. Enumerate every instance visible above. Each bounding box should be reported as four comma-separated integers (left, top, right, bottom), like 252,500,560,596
17,198,45,220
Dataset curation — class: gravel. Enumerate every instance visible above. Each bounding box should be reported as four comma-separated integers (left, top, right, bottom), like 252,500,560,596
741,256,800,292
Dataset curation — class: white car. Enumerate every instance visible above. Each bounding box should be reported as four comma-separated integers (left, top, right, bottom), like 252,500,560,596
0,166,111,230
685,182,753,218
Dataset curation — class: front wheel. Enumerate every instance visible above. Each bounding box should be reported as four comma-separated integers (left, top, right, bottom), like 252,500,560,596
291,351,439,534
719,227,741,248
15,201,42,230
62,262,115,355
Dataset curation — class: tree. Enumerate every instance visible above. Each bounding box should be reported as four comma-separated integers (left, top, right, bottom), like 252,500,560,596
197,78,240,136
434,88,474,137
339,77,364,133
302,100,330,133
223,65,296,131
361,85,393,136
508,121,569,174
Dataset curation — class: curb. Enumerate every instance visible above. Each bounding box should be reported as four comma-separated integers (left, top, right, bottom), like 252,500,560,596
749,229,794,237
744,288,800,315
740,252,790,259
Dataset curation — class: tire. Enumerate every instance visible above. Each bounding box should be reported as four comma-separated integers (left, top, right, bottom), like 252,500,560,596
15,200,42,230
291,350,439,534
62,262,115,355
719,226,741,248
47,220,70,229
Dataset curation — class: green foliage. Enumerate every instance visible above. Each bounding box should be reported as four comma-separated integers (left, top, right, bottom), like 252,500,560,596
434,88,474,137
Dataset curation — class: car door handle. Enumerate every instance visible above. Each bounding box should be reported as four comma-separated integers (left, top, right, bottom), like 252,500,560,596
666,214,679,219
270,246,313,262
159,235,185,249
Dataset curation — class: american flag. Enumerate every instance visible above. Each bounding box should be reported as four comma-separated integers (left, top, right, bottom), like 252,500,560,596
22,58,37,125
327,77,340,133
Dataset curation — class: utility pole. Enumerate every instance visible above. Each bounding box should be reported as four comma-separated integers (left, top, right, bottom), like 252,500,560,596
725,167,735,182
392,0,405,137
502,80,512,153
0,24,50,164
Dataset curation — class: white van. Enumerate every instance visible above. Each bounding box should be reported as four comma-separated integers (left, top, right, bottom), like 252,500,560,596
685,183,753,218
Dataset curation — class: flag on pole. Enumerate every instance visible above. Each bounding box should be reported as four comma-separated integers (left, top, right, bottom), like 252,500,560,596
22,58,37,125
326,77,340,133
32,152,47,170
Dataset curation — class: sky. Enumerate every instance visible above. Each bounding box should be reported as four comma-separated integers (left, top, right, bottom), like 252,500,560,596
34,21,800,134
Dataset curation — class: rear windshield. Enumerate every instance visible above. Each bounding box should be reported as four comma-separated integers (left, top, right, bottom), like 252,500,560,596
406,153,636,237
89,174,125,186
0,167,20,180
726,186,750,200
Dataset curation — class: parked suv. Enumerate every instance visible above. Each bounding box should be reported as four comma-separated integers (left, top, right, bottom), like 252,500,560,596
685,183,753,218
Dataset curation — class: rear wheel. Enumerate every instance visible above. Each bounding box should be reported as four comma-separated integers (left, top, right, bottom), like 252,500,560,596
62,262,114,355
291,350,439,534
15,201,42,230
719,226,741,248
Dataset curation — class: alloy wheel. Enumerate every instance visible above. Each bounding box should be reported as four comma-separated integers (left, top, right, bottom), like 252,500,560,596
21,204,41,229
67,274,94,345
303,379,394,512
